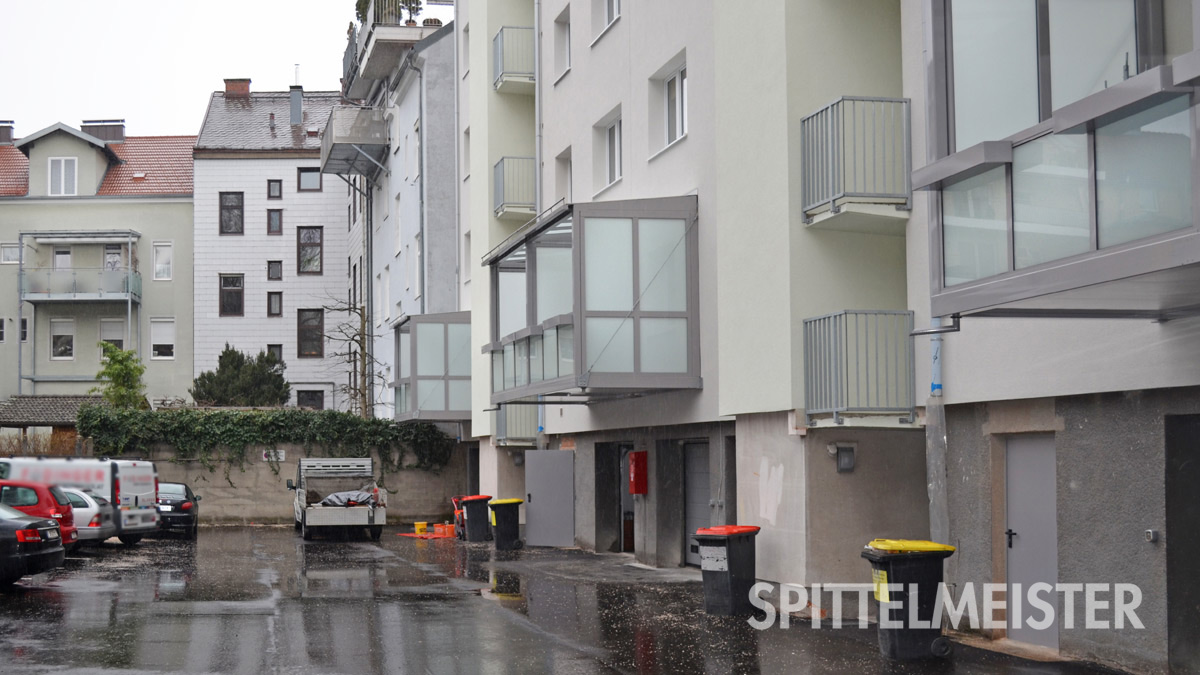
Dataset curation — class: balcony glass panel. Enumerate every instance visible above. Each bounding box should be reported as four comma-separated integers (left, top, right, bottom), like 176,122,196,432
558,325,574,376
1049,0,1136,109
943,167,1008,286
638,218,687,311
397,382,410,413
530,335,544,383
498,246,527,337
640,318,688,373
503,344,516,390
399,331,411,378
536,246,573,323
449,380,471,411
1097,96,1192,249
447,323,471,377
543,328,559,380
1014,134,1090,269
515,339,529,387
417,379,446,411
586,317,633,373
493,351,504,393
416,322,444,377
584,218,633,311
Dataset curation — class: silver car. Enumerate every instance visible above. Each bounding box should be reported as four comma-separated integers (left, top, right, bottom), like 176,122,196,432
61,487,117,545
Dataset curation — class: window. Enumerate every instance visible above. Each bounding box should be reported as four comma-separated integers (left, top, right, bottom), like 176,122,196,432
463,232,472,283
554,8,571,77
383,265,392,320
267,179,282,199
54,247,71,269
153,243,172,280
268,291,283,317
100,319,125,351
0,244,18,264
220,192,244,234
942,167,1008,286
20,318,27,342
50,319,74,359
297,168,322,192
151,319,175,359
605,0,620,25
414,235,422,298
297,390,324,410
103,244,122,271
268,209,283,235
0,320,4,343
219,275,244,316
267,260,283,280
298,309,324,358
606,119,622,185
665,67,687,145
297,227,323,274
267,344,283,362
49,158,77,196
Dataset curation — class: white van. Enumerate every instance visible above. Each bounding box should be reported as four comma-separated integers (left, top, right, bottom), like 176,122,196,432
0,457,159,544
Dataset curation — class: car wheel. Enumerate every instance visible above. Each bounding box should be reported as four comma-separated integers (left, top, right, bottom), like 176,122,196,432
118,534,143,546
931,636,953,658
369,526,383,541
301,517,312,541
189,522,199,540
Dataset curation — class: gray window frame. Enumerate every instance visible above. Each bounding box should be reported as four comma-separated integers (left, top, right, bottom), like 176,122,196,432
267,291,283,317
394,311,472,422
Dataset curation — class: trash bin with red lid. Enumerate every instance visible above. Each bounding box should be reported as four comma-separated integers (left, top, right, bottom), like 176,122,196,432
693,525,761,616
459,495,493,542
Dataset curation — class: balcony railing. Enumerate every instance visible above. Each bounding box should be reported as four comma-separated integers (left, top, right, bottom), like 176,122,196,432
494,157,536,220
20,267,142,302
800,97,911,225
493,27,535,94
320,106,389,176
803,310,915,425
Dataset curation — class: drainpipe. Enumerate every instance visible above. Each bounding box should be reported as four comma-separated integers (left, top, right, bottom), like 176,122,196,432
452,11,462,311
534,0,543,214
16,233,23,395
925,316,951,546
930,317,942,398
409,53,427,315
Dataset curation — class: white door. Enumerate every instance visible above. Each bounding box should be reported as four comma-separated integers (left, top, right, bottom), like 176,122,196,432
1006,434,1059,649
684,442,711,566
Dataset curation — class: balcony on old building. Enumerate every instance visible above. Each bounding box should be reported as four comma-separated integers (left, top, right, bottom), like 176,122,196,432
800,97,911,235
493,27,535,95
17,231,142,304
320,106,389,177
494,157,536,221
395,311,471,422
343,0,440,99
802,310,916,427
20,267,142,304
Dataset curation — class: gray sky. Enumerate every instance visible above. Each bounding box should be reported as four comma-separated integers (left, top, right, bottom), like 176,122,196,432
0,1,455,139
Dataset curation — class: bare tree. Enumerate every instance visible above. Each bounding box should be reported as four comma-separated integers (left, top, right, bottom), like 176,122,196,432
321,293,389,419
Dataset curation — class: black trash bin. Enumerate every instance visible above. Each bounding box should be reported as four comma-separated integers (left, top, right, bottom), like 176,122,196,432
861,538,956,660
693,525,761,616
460,495,493,542
488,498,524,550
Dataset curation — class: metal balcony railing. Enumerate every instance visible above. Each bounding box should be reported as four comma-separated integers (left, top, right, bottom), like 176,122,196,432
800,97,911,222
803,310,915,425
20,267,142,301
494,157,536,217
493,27,535,90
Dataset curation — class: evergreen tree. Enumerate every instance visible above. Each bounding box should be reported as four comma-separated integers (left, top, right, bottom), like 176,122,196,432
190,344,291,407
92,342,148,409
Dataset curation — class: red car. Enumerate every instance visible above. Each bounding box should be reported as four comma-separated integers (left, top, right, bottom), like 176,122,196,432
0,480,78,550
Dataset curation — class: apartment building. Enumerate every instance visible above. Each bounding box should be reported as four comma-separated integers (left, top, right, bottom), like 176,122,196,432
904,0,1200,670
194,80,348,410
0,119,195,406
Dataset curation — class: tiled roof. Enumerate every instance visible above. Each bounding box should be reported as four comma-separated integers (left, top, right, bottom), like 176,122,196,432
98,136,196,196
195,91,341,152
0,145,28,196
0,396,106,427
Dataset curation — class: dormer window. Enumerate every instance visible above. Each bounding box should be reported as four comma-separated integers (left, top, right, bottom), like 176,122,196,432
49,157,77,196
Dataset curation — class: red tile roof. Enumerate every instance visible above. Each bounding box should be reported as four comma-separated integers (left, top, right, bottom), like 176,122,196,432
98,136,196,196
0,145,29,196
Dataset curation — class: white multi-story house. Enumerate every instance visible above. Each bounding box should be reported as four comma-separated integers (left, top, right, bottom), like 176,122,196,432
194,80,348,410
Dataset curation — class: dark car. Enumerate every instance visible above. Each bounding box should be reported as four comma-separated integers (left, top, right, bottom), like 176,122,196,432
0,480,78,550
156,482,200,538
0,503,65,586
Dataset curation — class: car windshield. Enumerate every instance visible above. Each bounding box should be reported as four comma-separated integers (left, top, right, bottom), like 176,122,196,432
0,503,30,520
159,484,187,497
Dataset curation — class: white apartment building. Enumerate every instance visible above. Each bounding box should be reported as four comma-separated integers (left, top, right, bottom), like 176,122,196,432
194,80,348,410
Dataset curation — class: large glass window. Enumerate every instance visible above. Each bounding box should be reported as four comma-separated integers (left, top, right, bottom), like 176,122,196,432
584,218,633,311
219,192,244,234
1049,0,1136,109
534,219,573,323
298,227,323,274
219,275,244,316
1013,134,1090,268
1097,96,1193,248
153,243,172,280
497,246,527,337
397,316,471,417
942,167,1008,286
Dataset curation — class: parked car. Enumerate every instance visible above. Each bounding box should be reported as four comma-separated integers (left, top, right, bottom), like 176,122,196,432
0,480,78,550
61,487,117,545
156,482,200,539
0,502,65,586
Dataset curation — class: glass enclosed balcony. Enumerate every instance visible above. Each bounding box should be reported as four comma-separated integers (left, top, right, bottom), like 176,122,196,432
320,106,389,177
395,311,471,422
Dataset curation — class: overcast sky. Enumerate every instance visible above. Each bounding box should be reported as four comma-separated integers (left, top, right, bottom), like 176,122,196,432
0,1,455,139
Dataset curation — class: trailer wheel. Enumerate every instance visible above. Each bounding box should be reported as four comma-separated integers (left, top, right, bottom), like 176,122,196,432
369,526,383,541
301,516,312,541
118,535,142,546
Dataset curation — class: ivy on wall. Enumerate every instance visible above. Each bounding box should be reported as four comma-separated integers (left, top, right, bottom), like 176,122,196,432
77,405,454,483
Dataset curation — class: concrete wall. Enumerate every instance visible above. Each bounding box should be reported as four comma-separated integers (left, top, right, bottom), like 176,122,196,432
150,442,469,525
477,435,526,523
735,412,808,585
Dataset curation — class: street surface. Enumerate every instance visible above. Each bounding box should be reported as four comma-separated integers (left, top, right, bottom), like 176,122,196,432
0,527,1126,674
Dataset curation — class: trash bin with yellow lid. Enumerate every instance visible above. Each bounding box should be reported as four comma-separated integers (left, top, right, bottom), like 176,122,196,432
488,498,524,551
861,538,956,660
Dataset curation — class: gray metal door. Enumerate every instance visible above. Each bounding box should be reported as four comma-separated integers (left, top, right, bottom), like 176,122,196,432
684,442,711,566
525,450,575,547
1006,434,1059,649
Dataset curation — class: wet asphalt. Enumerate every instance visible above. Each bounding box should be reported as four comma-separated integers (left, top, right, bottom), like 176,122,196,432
0,527,1128,675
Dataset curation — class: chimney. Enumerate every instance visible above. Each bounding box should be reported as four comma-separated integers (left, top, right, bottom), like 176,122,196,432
224,78,251,98
81,119,125,143
290,85,303,125
0,121,13,145
269,112,276,130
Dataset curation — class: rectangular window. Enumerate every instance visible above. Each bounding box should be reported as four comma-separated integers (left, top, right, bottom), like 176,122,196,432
554,9,571,77
268,209,283,235
49,158,77,196
298,309,324,358
103,244,122,271
100,319,125,351
297,168,322,192
54,247,71,269
297,227,323,274
0,244,18,264
267,260,283,280
220,192,244,234
267,179,282,199
267,344,283,362
606,119,622,185
296,390,324,410
0,320,5,343
219,274,244,316
50,319,74,360
151,319,175,359
268,291,283,317
666,67,687,145
20,318,27,342
153,243,172,280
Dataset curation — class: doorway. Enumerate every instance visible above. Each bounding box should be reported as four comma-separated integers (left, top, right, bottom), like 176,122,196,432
1166,415,1200,671
683,442,710,567
1005,434,1058,649
619,444,635,552
525,450,575,547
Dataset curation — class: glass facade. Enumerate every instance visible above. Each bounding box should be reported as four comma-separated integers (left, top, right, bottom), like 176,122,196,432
1013,133,1090,269
942,167,1008,286
395,313,471,420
